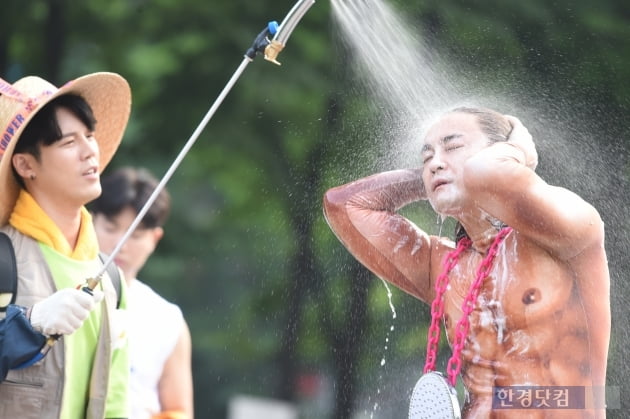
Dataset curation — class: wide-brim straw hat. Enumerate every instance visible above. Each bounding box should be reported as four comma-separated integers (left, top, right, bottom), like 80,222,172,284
0,72,131,226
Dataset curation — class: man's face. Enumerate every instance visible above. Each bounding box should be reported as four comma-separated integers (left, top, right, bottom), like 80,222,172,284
421,112,489,215
93,206,163,281
26,107,101,207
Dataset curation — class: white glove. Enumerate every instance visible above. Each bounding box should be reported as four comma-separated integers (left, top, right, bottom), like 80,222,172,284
30,288,104,336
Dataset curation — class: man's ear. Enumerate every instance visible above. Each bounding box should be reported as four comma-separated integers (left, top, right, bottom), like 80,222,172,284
152,226,164,244
12,153,36,180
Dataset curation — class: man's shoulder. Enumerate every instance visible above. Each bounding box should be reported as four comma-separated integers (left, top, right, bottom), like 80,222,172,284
0,225,29,241
131,279,180,310
0,225,16,239
129,280,184,331
0,226,38,258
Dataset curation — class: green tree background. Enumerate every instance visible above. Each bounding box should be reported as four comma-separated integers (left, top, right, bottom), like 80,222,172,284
2,0,628,418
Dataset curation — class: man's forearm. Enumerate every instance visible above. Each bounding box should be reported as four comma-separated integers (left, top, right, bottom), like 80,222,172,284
324,169,425,215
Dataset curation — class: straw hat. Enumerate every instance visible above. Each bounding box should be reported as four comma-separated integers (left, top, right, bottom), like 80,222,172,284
0,72,131,225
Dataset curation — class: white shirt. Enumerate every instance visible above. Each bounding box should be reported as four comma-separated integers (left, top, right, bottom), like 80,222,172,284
127,279,184,419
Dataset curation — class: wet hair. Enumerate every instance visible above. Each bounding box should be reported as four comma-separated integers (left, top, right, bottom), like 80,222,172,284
88,167,171,229
448,107,512,243
450,106,512,144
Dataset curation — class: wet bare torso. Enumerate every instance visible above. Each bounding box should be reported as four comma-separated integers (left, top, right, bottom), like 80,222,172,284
322,167,610,419
435,232,609,418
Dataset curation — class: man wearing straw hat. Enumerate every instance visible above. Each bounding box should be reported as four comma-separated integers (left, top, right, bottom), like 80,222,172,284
0,72,132,419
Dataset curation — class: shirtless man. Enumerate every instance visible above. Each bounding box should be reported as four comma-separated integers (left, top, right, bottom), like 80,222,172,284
323,107,610,418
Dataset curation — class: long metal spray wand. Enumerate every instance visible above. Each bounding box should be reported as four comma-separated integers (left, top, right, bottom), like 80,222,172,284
12,0,317,370
85,0,317,289
87,57,250,286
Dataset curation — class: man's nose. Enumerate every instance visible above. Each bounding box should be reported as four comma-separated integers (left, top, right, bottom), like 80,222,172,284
118,237,130,251
428,151,446,173
80,135,98,158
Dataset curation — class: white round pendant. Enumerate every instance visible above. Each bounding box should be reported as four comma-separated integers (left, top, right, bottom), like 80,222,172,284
408,372,461,419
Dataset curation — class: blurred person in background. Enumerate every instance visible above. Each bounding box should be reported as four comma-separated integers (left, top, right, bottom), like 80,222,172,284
90,166,194,419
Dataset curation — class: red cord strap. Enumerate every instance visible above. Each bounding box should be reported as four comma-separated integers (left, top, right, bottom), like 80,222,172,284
423,227,512,387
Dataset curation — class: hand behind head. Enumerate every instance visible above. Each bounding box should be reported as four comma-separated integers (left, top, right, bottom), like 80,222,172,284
505,115,538,170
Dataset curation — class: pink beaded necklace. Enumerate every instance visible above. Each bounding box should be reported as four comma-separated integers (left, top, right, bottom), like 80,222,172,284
423,226,512,387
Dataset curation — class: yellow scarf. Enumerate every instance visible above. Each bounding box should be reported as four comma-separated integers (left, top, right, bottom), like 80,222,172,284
9,189,99,260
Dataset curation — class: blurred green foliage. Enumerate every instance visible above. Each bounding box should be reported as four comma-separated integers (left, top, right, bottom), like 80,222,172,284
2,0,628,417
